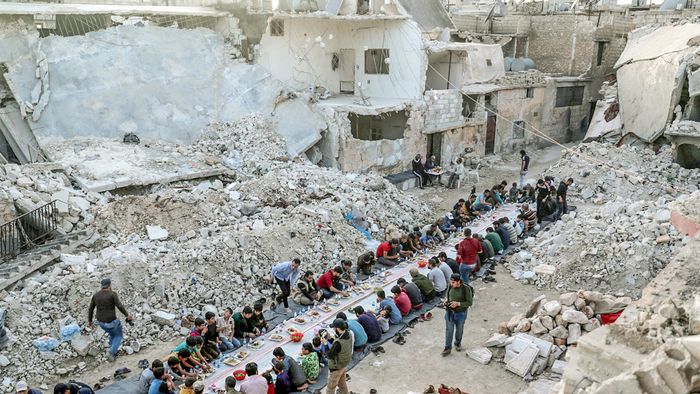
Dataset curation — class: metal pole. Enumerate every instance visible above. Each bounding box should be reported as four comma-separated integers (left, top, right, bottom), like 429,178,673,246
446,51,453,90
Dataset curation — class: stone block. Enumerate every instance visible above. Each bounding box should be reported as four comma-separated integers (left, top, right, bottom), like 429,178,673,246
541,315,554,330
484,333,509,347
567,323,582,345
69,196,91,211
52,190,70,213
550,326,569,339
146,225,169,241
506,344,539,377
551,359,567,374
467,347,493,364
562,309,589,324
534,264,556,276
151,310,176,326
543,300,562,317
531,317,548,335
514,333,553,357
690,295,700,335
71,334,93,357
526,295,547,318
60,254,87,265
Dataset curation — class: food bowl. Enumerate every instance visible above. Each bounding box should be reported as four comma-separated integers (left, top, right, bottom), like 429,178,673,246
417,260,428,268
232,369,247,381
290,331,304,342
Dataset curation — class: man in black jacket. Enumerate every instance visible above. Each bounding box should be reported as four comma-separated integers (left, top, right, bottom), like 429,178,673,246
556,178,574,219
412,154,430,189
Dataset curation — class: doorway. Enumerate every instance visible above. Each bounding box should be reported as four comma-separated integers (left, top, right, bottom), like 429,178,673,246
427,132,443,163
339,49,355,93
485,113,496,154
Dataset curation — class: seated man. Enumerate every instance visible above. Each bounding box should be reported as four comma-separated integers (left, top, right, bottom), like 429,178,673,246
446,158,464,189
353,306,382,343
520,203,537,234
409,268,436,302
494,221,511,249
473,190,494,212
375,290,402,324
216,307,240,352
338,260,356,289
500,218,518,245
422,223,445,243
356,251,376,275
424,155,441,185
399,234,418,258
317,267,348,299
540,195,560,222
272,347,308,392
336,312,367,349
438,251,459,274
508,182,519,203
485,227,504,255
232,306,258,341
427,258,447,297
437,216,456,236
412,154,430,189
397,278,424,310
293,271,322,305
476,234,495,264
250,303,269,334
375,239,401,267
201,312,221,360
418,231,437,250
390,285,411,316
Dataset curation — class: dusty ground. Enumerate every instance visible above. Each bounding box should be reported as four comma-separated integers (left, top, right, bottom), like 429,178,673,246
348,269,559,394
346,145,569,394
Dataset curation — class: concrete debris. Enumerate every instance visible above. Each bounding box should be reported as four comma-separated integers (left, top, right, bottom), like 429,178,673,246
488,291,629,381
145,225,169,241
0,115,433,384
505,144,696,297
466,347,493,364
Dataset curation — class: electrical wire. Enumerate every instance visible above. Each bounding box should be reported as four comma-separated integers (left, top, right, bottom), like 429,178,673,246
425,62,695,195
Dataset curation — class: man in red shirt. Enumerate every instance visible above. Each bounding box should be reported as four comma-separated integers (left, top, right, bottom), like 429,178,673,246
456,228,481,284
390,285,411,316
375,239,401,267
317,267,348,299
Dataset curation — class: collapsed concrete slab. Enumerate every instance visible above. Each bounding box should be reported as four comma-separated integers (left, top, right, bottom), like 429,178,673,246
615,23,700,143
1,25,325,188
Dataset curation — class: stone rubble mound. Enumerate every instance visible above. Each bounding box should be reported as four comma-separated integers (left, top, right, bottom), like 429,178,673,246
546,141,699,204
0,163,102,233
0,116,433,385
483,291,629,381
506,198,683,297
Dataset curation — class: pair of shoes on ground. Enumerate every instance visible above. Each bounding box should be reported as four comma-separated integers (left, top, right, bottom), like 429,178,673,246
393,334,406,345
371,345,386,355
441,345,463,356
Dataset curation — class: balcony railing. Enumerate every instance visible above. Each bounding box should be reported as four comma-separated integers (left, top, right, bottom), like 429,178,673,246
0,201,58,262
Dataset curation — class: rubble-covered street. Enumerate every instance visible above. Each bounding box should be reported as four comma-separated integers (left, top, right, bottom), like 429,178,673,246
1,0,700,393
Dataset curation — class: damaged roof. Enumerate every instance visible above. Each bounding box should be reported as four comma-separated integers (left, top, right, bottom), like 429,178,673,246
396,0,454,32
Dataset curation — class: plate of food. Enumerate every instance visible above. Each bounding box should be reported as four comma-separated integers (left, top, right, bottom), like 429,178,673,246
360,283,372,290
319,304,332,312
223,357,241,367
306,310,320,317
293,317,307,324
328,298,340,305
341,293,351,298
249,339,265,349
269,334,284,342
235,351,249,359
286,326,300,334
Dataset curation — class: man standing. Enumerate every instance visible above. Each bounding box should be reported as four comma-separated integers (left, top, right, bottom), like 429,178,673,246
271,258,301,314
412,154,430,189
442,274,473,356
519,150,529,187
456,229,482,284
326,319,353,394
87,278,132,361
556,178,574,219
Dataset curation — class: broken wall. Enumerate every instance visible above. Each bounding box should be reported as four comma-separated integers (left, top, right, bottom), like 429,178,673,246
2,25,325,157
615,23,700,142
258,17,427,100
423,89,466,133
492,86,545,153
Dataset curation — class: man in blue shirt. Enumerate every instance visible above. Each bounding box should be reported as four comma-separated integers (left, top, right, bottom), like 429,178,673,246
336,312,367,349
147,368,168,394
271,258,301,313
375,290,401,324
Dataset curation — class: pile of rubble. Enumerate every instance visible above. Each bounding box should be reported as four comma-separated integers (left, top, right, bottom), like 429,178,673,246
0,163,100,232
506,198,683,296
0,116,434,385
470,291,629,382
547,142,699,204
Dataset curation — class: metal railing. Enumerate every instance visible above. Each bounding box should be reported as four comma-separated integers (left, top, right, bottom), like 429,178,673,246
0,200,58,262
